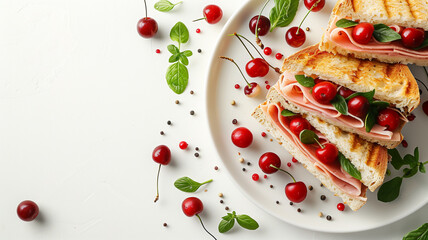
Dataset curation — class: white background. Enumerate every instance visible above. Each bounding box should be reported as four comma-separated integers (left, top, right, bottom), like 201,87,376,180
0,0,426,239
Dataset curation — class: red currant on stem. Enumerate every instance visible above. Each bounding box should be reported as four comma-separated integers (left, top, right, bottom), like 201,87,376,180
268,164,307,203
286,0,321,48
17,200,39,221
376,108,400,131
152,145,171,202
193,5,223,24
352,23,375,44
182,197,217,240
137,0,158,38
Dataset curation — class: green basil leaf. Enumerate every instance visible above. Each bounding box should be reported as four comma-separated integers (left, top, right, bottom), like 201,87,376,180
377,177,403,202
173,177,212,192
414,147,419,162
414,34,428,50
339,152,362,180
236,215,259,230
299,129,319,144
182,50,193,57
365,107,377,132
403,223,428,240
170,22,189,44
179,54,189,66
403,154,418,169
281,109,297,117
420,163,426,173
346,89,375,102
331,94,348,115
166,62,188,94
218,217,235,233
295,75,315,88
373,24,402,42
403,167,418,178
335,18,358,28
269,0,299,32
169,53,180,63
371,100,389,109
167,44,179,54
222,213,234,221
388,148,404,170
154,0,181,12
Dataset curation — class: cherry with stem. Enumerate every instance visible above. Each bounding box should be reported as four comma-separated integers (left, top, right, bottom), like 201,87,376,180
254,0,271,49
270,164,308,203
137,0,158,38
196,215,217,240
152,145,171,202
182,197,217,240
297,0,321,35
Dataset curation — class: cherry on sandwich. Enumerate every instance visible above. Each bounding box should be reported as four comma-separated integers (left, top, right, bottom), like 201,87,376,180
423,101,428,116
304,0,325,12
315,143,339,164
339,87,355,98
312,81,338,104
249,15,271,36
376,108,400,131
352,22,374,44
231,127,253,148
17,200,39,221
137,0,158,38
289,117,312,136
152,145,171,202
194,5,223,24
401,28,425,48
347,95,370,118
246,58,269,78
182,197,217,240
259,152,281,174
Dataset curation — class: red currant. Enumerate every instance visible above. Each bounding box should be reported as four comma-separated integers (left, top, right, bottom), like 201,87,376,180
246,58,269,77
249,15,271,36
266,84,271,89
179,141,188,150
202,5,223,24
289,117,312,136
182,197,203,217
17,200,39,221
423,101,428,116
337,203,345,211
244,82,261,97
339,87,355,98
235,84,240,89
263,47,272,56
286,27,306,48
314,78,324,85
401,28,425,48
304,0,325,12
152,145,171,165
231,127,253,148
155,49,161,54
402,139,408,148
259,152,281,174
252,173,260,181
137,17,158,38
292,157,298,163
347,96,370,118
312,82,338,104
376,108,400,131
287,162,292,167
315,143,338,164
261,132,267,137
285,182,308,203
275,53,283,60
352,23,374,44
407,114,415,121
196,28,201,33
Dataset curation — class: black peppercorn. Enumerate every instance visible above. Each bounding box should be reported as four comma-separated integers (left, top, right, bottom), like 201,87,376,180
194,153,199,157
190,110,195,115
232,119,238,124
197,49,202,53
289,202,293,206
167,120,171,125
160,131,165,135
195,147,199,151
326,215,332,221
320,195,326,201
276,201,279,204
220,200,224,204
308,185,313,191
242,168,246,171
297,208,301,212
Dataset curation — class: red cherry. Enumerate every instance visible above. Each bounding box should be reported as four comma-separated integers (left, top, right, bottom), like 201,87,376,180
249,15,271,36
339,87,355,98
285,182,308,203
312,82,338,104
179,141,188,150
423,101,428,116
17,200,39,221
152,145,171,165
315,143,338,164
202,5,223,24
377,108,400,131
275,53,283,60
252,173,260,181
401,28,425,48
246,58,269,77
137,17,158,38
182,197,203,217
314,78,324,85
231,127,253,148
337,203,345,211
244,82,261,97
304,0,325,12
259,152,281,174
289,117,312,136
352,22,374,44
286,27,306,48
347,96,370,118
263,47,272,55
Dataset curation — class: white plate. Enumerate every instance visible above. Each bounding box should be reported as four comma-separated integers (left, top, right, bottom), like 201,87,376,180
206,0,428,233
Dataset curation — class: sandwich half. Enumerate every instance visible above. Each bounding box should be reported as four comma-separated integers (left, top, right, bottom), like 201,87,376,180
277,45,420,149
319,0,428,66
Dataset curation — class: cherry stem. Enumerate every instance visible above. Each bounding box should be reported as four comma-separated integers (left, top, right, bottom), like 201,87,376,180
415,78,428,92
219,56,251,87
233,33,255,59
314,137,325,149
193,17,206,22
196,214,217,240
154,164,161,203
255,0,271,39
297,0,321,34
143,0,148,19
270,164,296,182
233,33,282,74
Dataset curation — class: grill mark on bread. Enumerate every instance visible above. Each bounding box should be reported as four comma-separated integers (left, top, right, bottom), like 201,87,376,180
352,59,363,83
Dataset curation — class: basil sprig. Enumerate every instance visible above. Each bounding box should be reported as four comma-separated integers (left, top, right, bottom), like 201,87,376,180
403,223,428,240
339,152,361,180
218,211,259,233
372,24,402,42
166,22,192,94
174,177,212,192
299,129,319,144
295,75,315,87
269,0,299,32
335,19,358,28
281,109,297,117
377,147,427,202
154,0,182,12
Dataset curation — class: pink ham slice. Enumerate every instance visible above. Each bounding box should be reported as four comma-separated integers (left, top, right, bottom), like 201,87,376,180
327,17,428,59
261,102,363,197
276,72,402,141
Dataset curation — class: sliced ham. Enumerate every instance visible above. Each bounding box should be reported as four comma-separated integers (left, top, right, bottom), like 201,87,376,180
261,103,363,197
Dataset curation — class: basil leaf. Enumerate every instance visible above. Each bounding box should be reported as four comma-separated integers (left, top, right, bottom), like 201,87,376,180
169,53,180,63
154,0,181,12
335,18,358,28
331,94,348,115
371,100,389,109
403,223,428,240
339,152,362,180
166,62,188,94
179,54,189,66
299,129,319,144
170,22,189,44
373,24,402,42
167,44,179,54
269,0,299,32
346,89,375,102
236,215,259,230
365,107,377,132
295,75,315,88
403,154,418,169
420,163,426,173
218,217,235,233
377,177,403,202
414,34,428,50
182,50,193,57
173,177,212,192
281,109,297,117
403,167,418,178
388,148,404,170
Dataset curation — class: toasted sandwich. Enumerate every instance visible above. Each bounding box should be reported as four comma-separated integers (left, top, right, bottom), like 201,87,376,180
319,0,428,66
274,45,420,149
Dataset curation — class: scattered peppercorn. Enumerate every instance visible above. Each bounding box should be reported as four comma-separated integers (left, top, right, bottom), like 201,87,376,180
242,168,246,172
167,120,171,125
190,110,195,115
218,193,223,198
270,139,273,142
194,153,199,157
297,208,301,212
190,90,194,95
198,49,202,53
320,195,326,201
232,119,238,124
195,147,199,151
175,100,179,104
214,166,219,170
276,201,279,204
163,223,167,227
320,183,324,187
308,185,313,191
230,100,236,105
204,189,208,192
160,131,165,135
318,212,323,217
225,206,229,211
220,200,224,204
247,162,251,166
239,157,244,163
270,185,273,188
306,27,310,31
326,215,332,221
289,202,293,206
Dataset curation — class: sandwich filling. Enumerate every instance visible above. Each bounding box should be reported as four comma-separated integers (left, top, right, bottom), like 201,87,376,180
261,102,364,197
325,16,428,58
